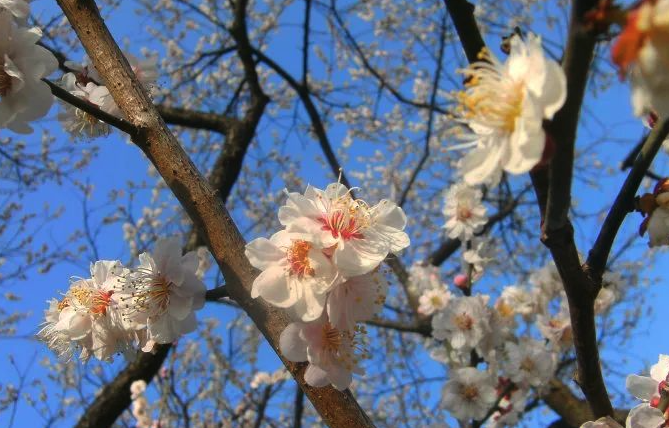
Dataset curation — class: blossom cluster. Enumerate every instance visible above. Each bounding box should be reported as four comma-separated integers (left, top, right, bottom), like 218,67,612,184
38,237,206,361
0,0,158,137
245,183,410,390
413,256,621,424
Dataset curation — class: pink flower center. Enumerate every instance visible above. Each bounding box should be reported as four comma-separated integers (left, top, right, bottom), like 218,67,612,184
90,290,114,316
319,210,364,240
287,240,315,277
0,69,11,97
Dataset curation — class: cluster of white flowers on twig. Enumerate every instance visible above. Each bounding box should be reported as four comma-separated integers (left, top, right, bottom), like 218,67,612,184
38,237,206,361
245,182,410,390
0,0,158,138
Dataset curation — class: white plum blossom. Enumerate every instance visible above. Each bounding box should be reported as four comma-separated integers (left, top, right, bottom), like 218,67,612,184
463,239,495,273
0,0,29,19
250,369,289,389
432,295,491,351
502,339,556,388
443,182,487,241
580,417,624,428
37,297,75,360
130,380,153,428
121,237,206,346
245,230,339,322
43,260,136,361
441,367,497,421
645,206,669,247
408,263,443,295
326,271,387,332
537,310,573,350
279,317,366,390
451,33,566,185
418,288,452,316
623,354,669,428
58,72,117,138
0,11,57,133
496,286,535,319
278,183,410,277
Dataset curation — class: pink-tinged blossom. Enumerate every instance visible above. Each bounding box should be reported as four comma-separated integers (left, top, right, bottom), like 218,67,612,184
623,354,669,428
443,182,487,241
487,385,529,428
441,367,497,421
451,33,566,185
431,295,491,351
0,11,57,134
245,230,339,322
326,271,387,332
279,317,366,390
121,237,206,346
278,183,410,277
41,260,136,361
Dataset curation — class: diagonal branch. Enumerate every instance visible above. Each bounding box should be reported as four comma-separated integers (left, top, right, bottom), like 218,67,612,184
56,1,375,427
587,120,669,279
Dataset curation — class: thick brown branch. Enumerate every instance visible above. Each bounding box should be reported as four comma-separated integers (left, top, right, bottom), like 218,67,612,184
74,345,171,428
157,105,234,135
56,1,374,427
542,379,628,427
543,0,597,233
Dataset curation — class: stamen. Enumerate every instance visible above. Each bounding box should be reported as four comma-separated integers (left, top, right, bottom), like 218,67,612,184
287,240,315,277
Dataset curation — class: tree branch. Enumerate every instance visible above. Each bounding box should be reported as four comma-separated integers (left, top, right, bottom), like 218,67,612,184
56,1,375,426
587,120,669,279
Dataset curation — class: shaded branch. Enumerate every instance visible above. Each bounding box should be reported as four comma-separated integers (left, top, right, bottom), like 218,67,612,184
587,120,669,279
74,345,171,428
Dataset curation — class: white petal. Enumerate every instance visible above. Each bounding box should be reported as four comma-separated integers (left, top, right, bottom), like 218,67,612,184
245,237,284,270
279,323,308,362
626,374,658,401
626,403,665,428
251,265,296,308
304,364,331,388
